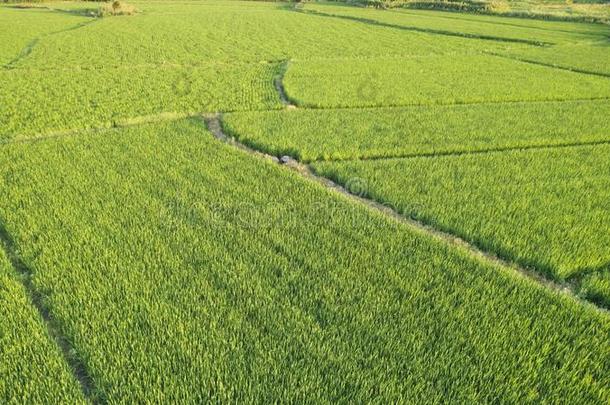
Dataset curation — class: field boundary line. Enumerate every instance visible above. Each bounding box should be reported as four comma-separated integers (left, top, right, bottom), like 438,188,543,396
269,95,610,111
0,112,203,146
205,114,608,315
0,222,95,398
306,138,610,163
485,51,610,79
291,7,551,47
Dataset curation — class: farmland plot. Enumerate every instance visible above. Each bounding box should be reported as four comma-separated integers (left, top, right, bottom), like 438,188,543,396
0,249,84,403
312,144,610,304
300,4,610,76
0,120,608,402
223,99,610,161
283,55,610,108
0,62,281,139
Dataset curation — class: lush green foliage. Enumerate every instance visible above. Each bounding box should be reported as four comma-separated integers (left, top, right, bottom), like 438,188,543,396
0,120,609,402
0,6,90,66
313,144,610,288
224,99,610,161
303,3,608,44
283,54,610,108
8,1,512,70
0,249,84,403
2,1,610,401
0,62,280,139
581,269,610,308
301,3,610,76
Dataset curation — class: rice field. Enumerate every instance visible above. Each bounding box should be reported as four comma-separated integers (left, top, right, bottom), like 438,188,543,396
223,99,610,161
1,0,609,402
312,145,610,303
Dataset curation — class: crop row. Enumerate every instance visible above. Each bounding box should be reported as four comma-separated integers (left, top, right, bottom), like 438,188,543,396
223,99,610,161
312,144,610,305
283,54,610,108
0,119,608,402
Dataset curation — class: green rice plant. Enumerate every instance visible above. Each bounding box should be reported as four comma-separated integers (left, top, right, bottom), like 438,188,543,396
223,99,610,161
498,41,610,76
283,54,610,108
0,119,609,402
299,3,610,75
10,0,517,70
312,144,610,300
579,269,610,308
0,62,281,139
0,249,85,403
302,2,609,44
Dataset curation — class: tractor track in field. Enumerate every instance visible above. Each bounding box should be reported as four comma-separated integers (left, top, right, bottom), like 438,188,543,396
291,8,552,47
204,114,608,315
305,138,610,164
0,223,96,400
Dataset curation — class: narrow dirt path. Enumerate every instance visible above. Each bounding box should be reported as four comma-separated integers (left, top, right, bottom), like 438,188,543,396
204,114,608,315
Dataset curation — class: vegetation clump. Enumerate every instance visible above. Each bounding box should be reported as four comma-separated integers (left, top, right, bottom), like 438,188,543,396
97,0,137,16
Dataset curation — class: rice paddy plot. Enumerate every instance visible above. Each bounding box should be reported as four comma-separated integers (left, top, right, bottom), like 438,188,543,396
0,119,608,402
0,62,281,140
283,54,610,108
312,144,610,304
223,99,610,161
0,249,85,404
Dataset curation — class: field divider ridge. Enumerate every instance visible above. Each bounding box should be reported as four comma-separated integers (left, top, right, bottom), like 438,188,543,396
256,95,610,111
305,138,610,164
0,221,95,399
205,113,608,315
485,51,610,79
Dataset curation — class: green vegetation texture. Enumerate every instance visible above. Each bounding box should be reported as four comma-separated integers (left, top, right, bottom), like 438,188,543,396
224,100,610,161
0,249,84,403
283,55,610,108
1,1,609,401
0,120,609,402
313,144,610,292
